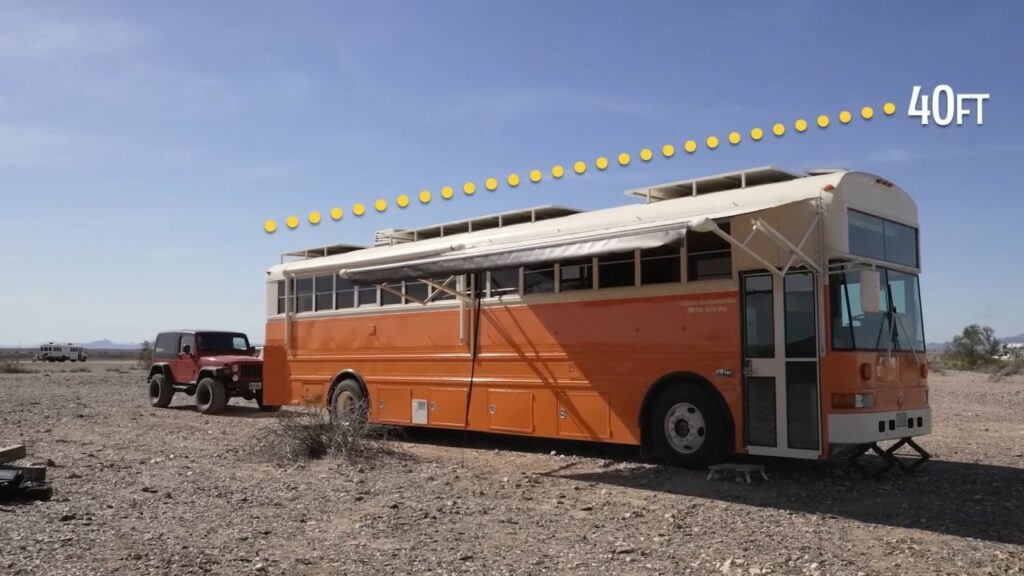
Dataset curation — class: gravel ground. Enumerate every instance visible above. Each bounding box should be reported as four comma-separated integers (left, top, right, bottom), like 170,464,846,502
1,362,1022,575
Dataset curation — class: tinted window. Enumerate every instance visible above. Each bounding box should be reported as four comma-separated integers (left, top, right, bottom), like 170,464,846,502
315,275,334,311
489,268,519,297
743,274,774,358
296,277,314,313
559,258,593,291
523,266,555,294
154,333,178,359
357,285,378,307
687,223,731,281
848,210,918,267
381,284,402,306
405,281,429,303
276,280,292,314
180,334,195,354
640,245,681,285
430,278,457,301
784,272,816,358
336,278,355,309
196,332,249,353
598,251,635,288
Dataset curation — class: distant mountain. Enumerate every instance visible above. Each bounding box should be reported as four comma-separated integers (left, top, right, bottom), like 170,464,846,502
82,339,142,350
1003,333,1024,345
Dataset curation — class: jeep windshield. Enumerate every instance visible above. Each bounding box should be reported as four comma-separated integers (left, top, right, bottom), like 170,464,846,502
829,268,925,353
196,333,251,355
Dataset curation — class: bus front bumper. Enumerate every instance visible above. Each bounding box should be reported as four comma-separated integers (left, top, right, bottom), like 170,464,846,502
828,408,931,444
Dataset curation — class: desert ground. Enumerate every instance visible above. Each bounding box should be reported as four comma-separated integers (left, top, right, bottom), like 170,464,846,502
1,362,1021,575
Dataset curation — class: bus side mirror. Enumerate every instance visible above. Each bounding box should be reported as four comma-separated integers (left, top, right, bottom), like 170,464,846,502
860,269,881,313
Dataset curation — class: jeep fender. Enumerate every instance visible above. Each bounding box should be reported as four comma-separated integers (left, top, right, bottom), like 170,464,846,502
148,364,172,382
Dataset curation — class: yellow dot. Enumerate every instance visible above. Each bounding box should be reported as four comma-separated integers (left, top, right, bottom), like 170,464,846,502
573,161,586,174
728,132,741,145
418,190,432,204
839,110,852,124
751,127,764,141
772,123,786,137
817,115,830,128
795,119,808,132
352,203,365,216
861,106,875,120
883,102,896,115
485,178,498,191
308,211,321,225
463,182,476,195
705,136,719,149
441,186,454,199
640,148,653,162
661,144,675,158
264,220,277,234
551,165,565,178
330,207,343,220
596,156,609,170
286,215,299,229
684,140,697,153
375,199,387,212
397,194,410,208
507,173,520,187
529,169,542,183
618,152,631,166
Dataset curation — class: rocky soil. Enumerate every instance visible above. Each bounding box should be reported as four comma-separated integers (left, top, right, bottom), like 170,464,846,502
1,362,1022,575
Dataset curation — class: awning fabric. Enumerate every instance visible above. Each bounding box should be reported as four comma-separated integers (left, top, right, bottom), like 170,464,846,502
341,228,685,283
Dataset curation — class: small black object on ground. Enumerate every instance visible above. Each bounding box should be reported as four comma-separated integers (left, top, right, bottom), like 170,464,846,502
0,445,54,501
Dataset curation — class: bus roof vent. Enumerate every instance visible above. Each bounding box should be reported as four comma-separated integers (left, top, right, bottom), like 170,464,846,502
625,166,803,202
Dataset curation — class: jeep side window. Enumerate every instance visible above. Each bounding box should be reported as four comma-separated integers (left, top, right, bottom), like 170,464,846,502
180,334,195,356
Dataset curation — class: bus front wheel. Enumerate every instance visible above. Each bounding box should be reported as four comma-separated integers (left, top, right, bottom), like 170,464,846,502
650,385,722,467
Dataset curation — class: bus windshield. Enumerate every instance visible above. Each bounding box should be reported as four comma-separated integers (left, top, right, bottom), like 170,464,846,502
197,333,251,354
829,268,925,353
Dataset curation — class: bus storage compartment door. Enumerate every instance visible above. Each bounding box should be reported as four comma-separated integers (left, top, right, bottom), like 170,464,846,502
486,389,534,433
428,388,468,428
375,386,412,424
556,392,611,440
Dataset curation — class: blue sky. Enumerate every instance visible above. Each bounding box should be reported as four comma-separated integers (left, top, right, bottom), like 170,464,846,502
1,1,1021,346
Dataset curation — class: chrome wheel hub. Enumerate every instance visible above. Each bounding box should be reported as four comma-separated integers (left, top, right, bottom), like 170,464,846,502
664,402,706,454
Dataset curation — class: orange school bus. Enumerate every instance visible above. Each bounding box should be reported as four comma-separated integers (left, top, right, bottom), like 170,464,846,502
263,167,929,466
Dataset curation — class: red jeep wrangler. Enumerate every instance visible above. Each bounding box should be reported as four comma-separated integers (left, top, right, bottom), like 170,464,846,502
146,330,279,414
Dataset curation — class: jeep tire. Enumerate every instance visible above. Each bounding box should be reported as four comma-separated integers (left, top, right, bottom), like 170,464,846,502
148,374,174,408
196,377,227,414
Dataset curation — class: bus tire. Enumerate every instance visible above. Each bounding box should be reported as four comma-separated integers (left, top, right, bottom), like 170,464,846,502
149,374,174,408
196,378,227,414
650,385,722,467
329,379,366,425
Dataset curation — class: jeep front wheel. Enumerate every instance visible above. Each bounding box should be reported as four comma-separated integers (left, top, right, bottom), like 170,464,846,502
196,378,227,414
148,374,173,408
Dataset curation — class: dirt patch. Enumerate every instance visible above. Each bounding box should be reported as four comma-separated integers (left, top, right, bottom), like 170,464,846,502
1,363,1022,575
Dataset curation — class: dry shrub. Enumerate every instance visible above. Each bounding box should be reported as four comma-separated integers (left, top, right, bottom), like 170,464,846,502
267,404,406,463
988,358,1024,382
0,360,34,374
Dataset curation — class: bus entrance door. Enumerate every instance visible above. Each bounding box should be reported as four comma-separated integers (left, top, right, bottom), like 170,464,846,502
741,271,821,459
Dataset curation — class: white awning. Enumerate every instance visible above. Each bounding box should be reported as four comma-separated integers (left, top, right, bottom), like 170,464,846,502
270,171,839,283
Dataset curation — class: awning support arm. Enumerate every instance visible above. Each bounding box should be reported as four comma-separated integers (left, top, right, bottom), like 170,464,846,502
752,215,822,274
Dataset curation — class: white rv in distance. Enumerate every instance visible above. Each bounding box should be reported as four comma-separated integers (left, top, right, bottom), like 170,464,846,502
34,343,88,362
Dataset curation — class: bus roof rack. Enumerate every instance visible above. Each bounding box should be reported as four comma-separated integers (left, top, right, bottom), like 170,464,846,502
373,205,579,246
625,166,803,202
281,244,366,264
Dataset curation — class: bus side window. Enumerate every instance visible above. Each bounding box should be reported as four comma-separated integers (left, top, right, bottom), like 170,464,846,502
640,244,682,285
523,265,555,294
488,268,519,298
356,285,379,307
295,277,314,313
687,222,732,281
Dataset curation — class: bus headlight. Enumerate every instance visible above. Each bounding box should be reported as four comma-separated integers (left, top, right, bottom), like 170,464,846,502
832,393,874,409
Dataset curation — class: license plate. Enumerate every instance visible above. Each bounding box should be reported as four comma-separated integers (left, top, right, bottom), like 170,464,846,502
248,382,263,391
896,412,908,428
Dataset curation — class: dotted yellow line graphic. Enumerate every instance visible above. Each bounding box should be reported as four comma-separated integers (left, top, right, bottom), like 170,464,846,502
264,102,897,233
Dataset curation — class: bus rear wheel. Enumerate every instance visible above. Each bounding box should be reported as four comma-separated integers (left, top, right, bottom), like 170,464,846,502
329,379,366,425
650,385,722,467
